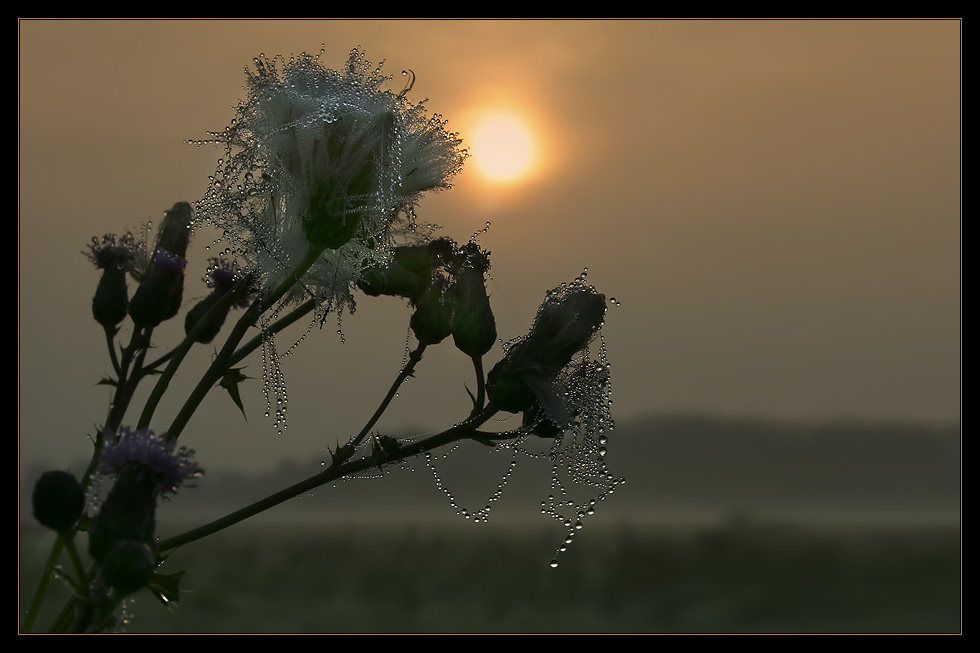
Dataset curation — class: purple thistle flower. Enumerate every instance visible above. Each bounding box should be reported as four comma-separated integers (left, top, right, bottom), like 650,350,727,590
99,428,202,495
86,233,136,270
205,258,251,308
151,248,188,273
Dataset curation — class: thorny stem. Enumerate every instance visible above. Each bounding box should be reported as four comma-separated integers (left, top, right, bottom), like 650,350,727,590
24,324,152,633
159,403,500,553
137,273,256,431
26,249,316,633
165,245,323,443
344,342,427,456
229,298,316,368
104,326,121,377
159,340,429,552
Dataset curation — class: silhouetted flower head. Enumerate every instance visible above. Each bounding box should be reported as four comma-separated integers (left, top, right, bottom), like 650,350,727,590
99,428,202,496
87,234,137,327
488,275,607,430
194,47,466,312
203,258,251,308
32,470,85,532
87,234,136,270
128,203,194,327
184,258,252,343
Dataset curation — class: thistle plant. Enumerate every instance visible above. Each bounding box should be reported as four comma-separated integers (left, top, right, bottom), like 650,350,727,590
23,47,622,634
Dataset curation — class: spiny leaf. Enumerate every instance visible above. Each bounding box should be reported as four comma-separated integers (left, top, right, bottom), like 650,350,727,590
218,367,252,420
98,377,118,387
148,570,186,607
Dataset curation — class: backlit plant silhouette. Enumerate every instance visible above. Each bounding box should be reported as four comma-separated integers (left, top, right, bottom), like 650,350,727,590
23,47,621,633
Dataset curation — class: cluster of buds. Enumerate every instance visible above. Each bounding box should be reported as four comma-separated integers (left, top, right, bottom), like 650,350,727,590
358,239,496,357
32,428,201,598
86,203,251,339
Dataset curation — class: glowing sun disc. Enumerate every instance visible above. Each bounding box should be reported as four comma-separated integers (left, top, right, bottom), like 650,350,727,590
471,114,535,182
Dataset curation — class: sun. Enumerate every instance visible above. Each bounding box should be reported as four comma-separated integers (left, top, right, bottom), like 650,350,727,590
469,113,536,184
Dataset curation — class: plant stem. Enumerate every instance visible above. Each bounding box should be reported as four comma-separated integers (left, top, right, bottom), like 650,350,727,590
229,298,316,367
23,325,153,633
104,326,121,377
165,245,323,442
137,273,255,430
344,342,427,455
159,404,499,553
21,536,64,633
470,355,485,418
60,534,88,600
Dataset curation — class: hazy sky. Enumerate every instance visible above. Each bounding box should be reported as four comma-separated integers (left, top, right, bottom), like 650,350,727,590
19,19,960,473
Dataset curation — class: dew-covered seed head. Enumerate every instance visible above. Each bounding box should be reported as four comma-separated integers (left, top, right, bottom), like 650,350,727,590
194,47,466,314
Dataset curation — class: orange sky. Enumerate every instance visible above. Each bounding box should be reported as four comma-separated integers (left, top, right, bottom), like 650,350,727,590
19,19,960,472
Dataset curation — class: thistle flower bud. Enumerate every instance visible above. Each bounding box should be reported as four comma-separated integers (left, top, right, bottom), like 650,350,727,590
358,238,455,304
154,202,193,260
88,467,158,564
410,277,454,345
32,470,85,532
183,292,226,344
184,259,249,344
89,428,201,563
101,541,156,596
450,244,496,358
87,234,136,327
128,203,194,327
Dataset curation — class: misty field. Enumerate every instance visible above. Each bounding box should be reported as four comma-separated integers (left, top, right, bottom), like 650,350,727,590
21,519,960,634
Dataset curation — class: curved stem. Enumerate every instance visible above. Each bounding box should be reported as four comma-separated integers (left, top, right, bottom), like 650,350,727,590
159,403,499,553
344,343,426,456
142,348,176,375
